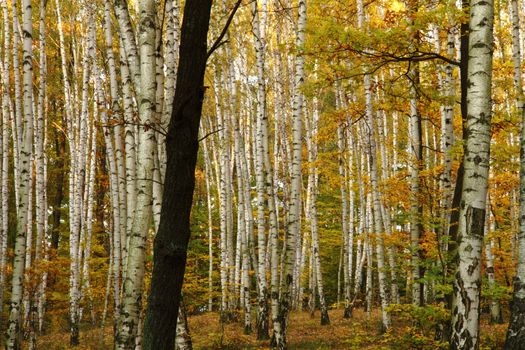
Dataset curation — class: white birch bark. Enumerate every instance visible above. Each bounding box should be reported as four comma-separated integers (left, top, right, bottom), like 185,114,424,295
6,0,33,347
450,0,494,347
214,74,230,316
203,138,214,312
441,27,456,252
274,1,306,348
365,198,373,316
408,69,423,306
347,130,356,310
0,0,11,320
67,6,95,343
28,1,48,343
120,42,137,275
306,82,329,325
337,124,352,317
104,0,128,271
116,0,157,346
114,0,141,89
374,82,399,305
252,0,271,339
151,9,164,232
485,209,502,324
174,301,192,350
10,0,22,210
80,108,97,323
356,0,390,328
505,0,525,346
353,136,367,308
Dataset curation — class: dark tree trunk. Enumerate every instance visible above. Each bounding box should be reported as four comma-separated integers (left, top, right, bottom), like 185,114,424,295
142,1,212,349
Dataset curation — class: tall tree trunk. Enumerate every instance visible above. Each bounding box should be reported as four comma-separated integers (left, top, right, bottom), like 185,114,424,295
450,0,494,347
142,0,213,348
116,0,157,346
505,0,525,346
0,0,11,324
441,26,456,262
214,73,232,317
307,84,329,325
252,0,270,339
6,0,33,347
485,209,502,324
203,138,215,312
273,1,306,348
30,0,48,343
408,66,423,306
407,0,424,307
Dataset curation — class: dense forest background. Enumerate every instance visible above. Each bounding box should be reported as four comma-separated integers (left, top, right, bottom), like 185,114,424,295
0,0,520,348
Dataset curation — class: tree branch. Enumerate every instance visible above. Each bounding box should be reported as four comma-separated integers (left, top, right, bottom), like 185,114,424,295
99,120,168,137
207,0,243,59
198,127,224,142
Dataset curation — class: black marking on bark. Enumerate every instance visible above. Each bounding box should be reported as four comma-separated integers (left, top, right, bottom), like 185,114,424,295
466,205,485,238
467,257,479,276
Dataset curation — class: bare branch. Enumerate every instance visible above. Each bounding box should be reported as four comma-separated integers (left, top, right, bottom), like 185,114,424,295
198,127,224,142
207,0,243,59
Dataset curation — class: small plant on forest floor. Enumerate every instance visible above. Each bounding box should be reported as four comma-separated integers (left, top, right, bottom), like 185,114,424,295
382,303,449,349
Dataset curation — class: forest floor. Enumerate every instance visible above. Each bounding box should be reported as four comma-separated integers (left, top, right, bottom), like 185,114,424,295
187,308,507,349
35,308,508,349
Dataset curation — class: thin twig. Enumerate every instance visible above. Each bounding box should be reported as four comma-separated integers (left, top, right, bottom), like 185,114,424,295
199,128,224,142
99,120,168,137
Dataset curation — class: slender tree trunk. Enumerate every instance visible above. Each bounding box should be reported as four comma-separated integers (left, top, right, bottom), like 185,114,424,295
485,209,503,324
174,301,192,350
273,1,306,348
338,123,353,318
307,85,329,325
0,0,11,324
408,66,423,306
214,73,231,318
116,0,157,346
30,1,48,344
505,0,525,346
6,0,33,347
203,139,215,312
252,0,271,339
353,136,368,311
114,0,140,89
441,27,456,259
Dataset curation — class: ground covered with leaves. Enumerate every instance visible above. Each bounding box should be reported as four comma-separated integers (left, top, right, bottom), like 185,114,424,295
35,308,507,349
188,309,507,349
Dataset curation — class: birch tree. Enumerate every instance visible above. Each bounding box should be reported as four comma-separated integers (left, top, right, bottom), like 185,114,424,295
6,0,33,347
116,0,157,346
306,88,330,325
450,0,494,347
274,1,306,347
505,0,525,346
0,0,11,323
